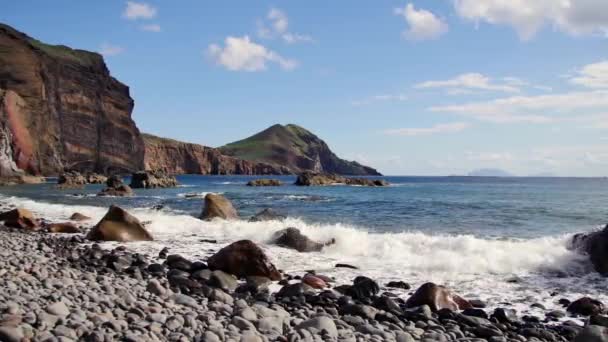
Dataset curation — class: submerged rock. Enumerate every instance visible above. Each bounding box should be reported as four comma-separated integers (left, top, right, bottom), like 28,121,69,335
270,227,335,252
87,205,153,242
0,208,39,230
247,179,283,186
207,240,281,280
406,282,472,311
130,170,178,189
200,193,238,220
249,208,286,222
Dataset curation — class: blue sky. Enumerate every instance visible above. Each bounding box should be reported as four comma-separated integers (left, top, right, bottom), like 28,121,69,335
2,1,608,176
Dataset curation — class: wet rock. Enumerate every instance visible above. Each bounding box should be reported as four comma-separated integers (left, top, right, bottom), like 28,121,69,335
249,208,286,222
247,179,283,186
386,281,411,290
568,297,605,316
130,170,178,189
302,273,328,289
0,208,39,230
277,283,315,297
70,212,91,221
207,240,281,280
200,193,238,220
57,171,87,189
47,222,81,234
87,205,154,242
570,225,608,276
574,325,608,342
335,263,358,269
270,227,335,252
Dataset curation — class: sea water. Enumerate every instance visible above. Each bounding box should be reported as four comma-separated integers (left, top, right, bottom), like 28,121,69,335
1,175,607,320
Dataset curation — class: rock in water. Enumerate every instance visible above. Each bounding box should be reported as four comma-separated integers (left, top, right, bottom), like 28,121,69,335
570,225,608,276
130,170,178,188
87,205,153,242
200,193,238,220
47,222,80,234
97,175,133,196
270,227,334,252
295,172,389,187
568,297,606,316
57,171,87,189
246,179,283,186
207,240,281,280
405,282,472,311
249,208,286,222
0,208,39,230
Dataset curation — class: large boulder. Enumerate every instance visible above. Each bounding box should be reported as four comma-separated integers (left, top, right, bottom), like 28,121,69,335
247,179,283,186
87,205,153,242
568,297,606,316
200,193,238,220
270,227,335,252
0,208,39,230
207,240,281,280
569,225,608,276
249,208,286,222
130,170,179,189
57,171,87,189
405,282,472,311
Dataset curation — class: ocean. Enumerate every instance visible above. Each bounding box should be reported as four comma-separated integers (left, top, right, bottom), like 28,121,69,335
1,175,607,320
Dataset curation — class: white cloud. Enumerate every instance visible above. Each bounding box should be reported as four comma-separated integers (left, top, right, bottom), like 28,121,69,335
384,122,470,136
430,90,608,123
207,36,297,72
352,93,408,106
415,73,521,93
394,3,448,41
257,8,314,44
570,60,608,88
453,0,608,40
140,24,161,32
99,43,124,57
123,1,157,20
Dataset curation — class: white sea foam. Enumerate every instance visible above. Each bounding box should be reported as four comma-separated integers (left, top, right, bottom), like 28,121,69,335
0,193,604,321
177,191,222,199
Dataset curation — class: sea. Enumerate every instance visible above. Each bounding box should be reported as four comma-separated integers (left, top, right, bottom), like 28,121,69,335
1,175,607,320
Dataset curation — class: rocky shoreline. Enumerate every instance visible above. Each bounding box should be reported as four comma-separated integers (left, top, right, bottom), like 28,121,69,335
1,217,607,341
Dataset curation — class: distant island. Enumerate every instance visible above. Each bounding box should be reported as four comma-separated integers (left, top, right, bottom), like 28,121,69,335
467,168,514,177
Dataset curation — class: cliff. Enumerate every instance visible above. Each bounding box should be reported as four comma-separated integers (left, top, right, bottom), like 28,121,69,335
143,134,290,175
219,124,381,176
0,23,144,176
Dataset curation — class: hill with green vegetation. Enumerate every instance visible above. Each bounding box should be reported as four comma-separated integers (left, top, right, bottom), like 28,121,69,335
219,124,381,175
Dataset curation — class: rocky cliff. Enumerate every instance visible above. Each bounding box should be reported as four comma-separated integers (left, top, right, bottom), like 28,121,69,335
0,23,144,176
143,134,290,175
219,124,381,176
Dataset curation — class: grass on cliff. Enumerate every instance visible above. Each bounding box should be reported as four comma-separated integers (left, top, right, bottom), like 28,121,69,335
28,38,100,65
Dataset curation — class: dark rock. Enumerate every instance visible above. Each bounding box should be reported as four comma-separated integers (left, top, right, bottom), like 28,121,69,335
0,208,39,230
335,263,358,269
270,227,335,252
492,308,518,323
591,315,608,328
569,225,608,276
385,281,411,290
166,254,192,272
277,283,314,298
462,308,488,319
130,170,178,188
70,213,91,221
207,240,282,280
249,208,286,222
568,297,605,316
246,179,283,186
294,172,388,186
574,325,608,342
405,282,472,311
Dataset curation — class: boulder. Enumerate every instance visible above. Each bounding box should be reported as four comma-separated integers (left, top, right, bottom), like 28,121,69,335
0,208,39,230
302,273,328,289
47,222,80,234
57,171,87,189
85,173,107,184
405,282,472,311
569,225,608,276
87,205,153,242
568,297,605,316
70,213,91,221
249,208,286,222
270,227,335,252
130,170,179,189
207,240,281,280
200,193,238,220
97,184,133,197
246,179,283,186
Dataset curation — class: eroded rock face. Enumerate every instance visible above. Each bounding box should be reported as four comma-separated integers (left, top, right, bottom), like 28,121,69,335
87,205,153,242
207,240,282,280
200,193,238,220
569,225,608,276
0,23,144,176
0,208,39,230
142,133,290,175
270,227,335,252
130,170,178,189
405,282,472,311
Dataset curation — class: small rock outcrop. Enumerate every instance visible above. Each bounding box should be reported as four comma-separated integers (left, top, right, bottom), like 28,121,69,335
87,205,153,242
405,282,472,311
295,172,389,187
270,227,335,252
57,171,87,189
249,208,286,222
130,170,178,189
200,193,238,220
246,179,283,186
207,240,281,280
97,175,133,197
0,208,39,230
570,225,608,276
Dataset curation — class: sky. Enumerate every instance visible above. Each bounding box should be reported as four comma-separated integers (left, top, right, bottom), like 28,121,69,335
2,1,608,176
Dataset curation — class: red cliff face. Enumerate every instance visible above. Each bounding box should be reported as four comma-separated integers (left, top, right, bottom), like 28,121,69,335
143,134,290,175
0,23,144,176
